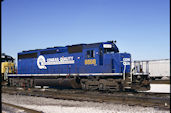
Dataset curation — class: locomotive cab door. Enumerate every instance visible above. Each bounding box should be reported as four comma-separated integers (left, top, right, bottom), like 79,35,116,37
99,48,103,65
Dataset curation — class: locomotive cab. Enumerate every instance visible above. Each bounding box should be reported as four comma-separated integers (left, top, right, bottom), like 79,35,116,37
97,41,150,91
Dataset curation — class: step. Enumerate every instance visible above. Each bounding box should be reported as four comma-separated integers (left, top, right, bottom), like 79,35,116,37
124,87,131,89
126,82,132,84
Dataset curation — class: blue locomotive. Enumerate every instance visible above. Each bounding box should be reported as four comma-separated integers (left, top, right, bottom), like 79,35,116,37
8,41,150,91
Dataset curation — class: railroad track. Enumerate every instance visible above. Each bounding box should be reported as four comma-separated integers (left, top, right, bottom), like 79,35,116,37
2,102,43,113
150,80,170,84
2,86,170,110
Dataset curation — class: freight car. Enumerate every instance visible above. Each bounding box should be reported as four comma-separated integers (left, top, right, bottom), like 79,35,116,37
8,41,150,91
131,59,170,80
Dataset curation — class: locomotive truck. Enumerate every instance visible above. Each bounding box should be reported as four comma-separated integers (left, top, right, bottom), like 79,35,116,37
8,41,150,91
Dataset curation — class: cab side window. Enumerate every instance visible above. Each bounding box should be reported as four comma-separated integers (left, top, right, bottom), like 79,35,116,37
87,51,91,58
86,50,95,58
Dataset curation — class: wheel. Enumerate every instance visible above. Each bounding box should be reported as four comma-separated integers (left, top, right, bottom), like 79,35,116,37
118,82,124,91
81,82,88,90
99,83,104,90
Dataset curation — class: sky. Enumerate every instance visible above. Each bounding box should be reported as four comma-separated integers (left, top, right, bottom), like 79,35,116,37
2,0,170,61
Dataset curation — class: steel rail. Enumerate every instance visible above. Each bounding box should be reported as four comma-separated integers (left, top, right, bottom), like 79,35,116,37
2,102,43,113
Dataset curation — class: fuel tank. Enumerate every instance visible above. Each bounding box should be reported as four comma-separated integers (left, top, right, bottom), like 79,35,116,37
34,78,81,89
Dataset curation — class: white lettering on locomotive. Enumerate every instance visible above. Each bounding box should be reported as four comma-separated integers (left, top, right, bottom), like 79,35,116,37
123,58,131,65
37,55,75,69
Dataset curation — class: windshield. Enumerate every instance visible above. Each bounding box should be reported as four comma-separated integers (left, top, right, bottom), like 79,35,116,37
1,54,14,62
103,43,119,53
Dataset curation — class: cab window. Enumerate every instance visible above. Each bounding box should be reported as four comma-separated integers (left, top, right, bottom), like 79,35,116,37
86,50,95,58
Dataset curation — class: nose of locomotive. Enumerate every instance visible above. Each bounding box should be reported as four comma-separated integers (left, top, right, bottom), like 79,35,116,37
120,53,131,73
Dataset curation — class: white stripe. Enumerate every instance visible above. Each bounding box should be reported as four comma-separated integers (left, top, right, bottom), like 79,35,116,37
8,73,123,77
133,73,149,75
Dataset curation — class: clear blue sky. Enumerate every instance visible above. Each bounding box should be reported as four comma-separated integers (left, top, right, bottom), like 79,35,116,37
2,0,170,61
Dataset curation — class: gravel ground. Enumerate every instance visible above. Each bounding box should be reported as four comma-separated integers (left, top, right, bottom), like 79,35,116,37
2,93,169,113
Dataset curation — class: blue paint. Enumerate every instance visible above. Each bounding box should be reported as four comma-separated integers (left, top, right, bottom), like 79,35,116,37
18,41,131,75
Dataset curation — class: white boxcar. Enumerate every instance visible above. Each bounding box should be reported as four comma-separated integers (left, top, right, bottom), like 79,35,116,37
132,59,170,80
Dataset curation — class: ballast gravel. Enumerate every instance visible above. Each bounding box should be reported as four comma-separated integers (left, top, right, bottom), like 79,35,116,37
2,93,169,113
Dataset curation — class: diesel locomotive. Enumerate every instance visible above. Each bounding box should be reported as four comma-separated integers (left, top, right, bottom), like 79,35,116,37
1,53,16,85
8,41,150,91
